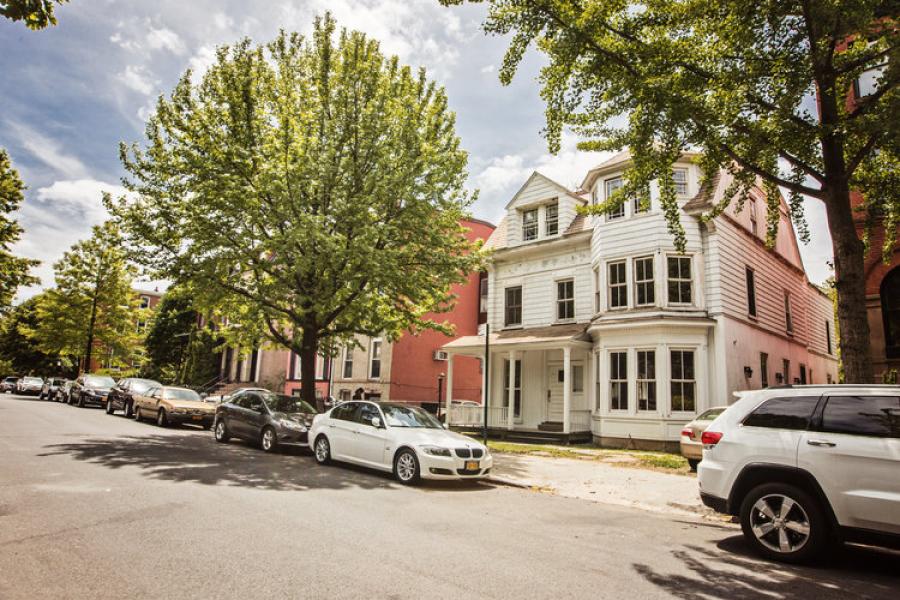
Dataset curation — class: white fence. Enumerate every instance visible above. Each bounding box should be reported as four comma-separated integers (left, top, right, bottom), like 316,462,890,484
449,405,592,432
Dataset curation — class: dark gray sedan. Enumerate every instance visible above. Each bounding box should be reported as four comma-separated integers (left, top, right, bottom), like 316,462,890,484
214,389,318,453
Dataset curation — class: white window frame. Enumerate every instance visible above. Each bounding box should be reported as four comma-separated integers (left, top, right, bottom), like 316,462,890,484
605,177,624,220
666,255,693,305
315,353,326,379
342,346,354,379
607,260,627,309
593,266,601,313
633,256,655,307
504,286,523,327
503,359,522,419
556,278,575,321
673,168,688,196
609,351,628,411
636,349,656,412
749,196,759,236
670,349,696,413
139,295,151,309
545,202,559,236
369,338,382,379
522,208,538,241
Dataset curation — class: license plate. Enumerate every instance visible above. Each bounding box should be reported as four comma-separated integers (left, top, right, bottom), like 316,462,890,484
192,415,203,421
465,460,479,471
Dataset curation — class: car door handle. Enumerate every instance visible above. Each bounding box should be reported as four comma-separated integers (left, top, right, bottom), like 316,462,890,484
807,439,836,447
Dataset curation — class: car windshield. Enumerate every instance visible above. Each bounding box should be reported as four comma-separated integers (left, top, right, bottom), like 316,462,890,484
52,379,65,385
85,376,115,388
697,408,726,421
4,377,17,382
131,379,160,394
163,388,200,401
381,404,443,429
23,377,43,384
261,392,316,414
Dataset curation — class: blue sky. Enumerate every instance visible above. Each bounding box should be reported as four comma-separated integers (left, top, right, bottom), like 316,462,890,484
1,0,835,300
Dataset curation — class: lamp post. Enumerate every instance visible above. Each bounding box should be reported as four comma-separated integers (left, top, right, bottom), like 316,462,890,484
437,372,445,414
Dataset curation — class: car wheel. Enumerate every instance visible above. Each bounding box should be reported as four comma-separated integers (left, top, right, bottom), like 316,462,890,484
214,419,230,443
260,427,278,453
687,459,700,471
156,409,168,427
105,400,115,415
394,448,420,485
134,407,142,421
740,483,829,564
314,436,331,465
123,400,132,418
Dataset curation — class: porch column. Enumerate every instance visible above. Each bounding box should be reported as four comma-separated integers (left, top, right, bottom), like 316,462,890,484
589,349,597,413
563,346,572,434
507,350,517,431
445,354,454,424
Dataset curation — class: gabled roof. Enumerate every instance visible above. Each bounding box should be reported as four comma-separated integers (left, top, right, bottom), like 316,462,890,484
504,171,586,210
682,170,723,214
484,216,508,250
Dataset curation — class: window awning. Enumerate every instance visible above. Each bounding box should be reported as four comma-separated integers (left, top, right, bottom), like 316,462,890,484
443,323,591,355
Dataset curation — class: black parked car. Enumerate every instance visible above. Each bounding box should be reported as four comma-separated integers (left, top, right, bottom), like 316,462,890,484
214,389,318,453
70,374,117,408
39,378,67,400
106,377,161,417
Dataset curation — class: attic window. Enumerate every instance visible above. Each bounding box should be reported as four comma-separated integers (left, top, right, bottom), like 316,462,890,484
522,209,538,241
545,203,559,236
673,169,688,196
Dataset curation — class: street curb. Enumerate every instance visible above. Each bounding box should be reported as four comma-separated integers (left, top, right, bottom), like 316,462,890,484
486,476,535,489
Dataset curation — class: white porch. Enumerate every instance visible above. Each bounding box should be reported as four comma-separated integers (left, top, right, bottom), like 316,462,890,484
442,324,594,440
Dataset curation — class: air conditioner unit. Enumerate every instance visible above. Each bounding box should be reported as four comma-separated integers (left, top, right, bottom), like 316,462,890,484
433,351,449,361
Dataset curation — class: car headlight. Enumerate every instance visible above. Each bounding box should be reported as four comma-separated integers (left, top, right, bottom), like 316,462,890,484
422,446,451,457
277,419,307,432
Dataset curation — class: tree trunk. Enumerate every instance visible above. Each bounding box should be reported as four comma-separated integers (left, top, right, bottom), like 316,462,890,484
299,327,320,411
82,292,99,375
824,185,874,383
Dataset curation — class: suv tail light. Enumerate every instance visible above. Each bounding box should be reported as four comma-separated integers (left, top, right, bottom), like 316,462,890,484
701,431,723,446
681,428,694,440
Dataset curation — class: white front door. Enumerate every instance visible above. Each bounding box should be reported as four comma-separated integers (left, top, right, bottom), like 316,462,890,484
546,365,565,422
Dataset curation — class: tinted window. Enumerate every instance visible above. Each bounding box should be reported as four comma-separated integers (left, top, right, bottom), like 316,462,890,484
742,396,819,430
821,395,900,438
331,403,358,421
356,404,382,426
232,394,253,408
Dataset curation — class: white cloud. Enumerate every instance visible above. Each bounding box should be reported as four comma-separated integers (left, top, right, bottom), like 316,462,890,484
13,179,129,295
5,120,90,180
187,44,218,83
146,26,186,55
480,64,495,74
118,65,158,95
213,13,234,30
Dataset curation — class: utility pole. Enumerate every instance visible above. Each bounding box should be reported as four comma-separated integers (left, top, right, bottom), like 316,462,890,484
482,323,489,445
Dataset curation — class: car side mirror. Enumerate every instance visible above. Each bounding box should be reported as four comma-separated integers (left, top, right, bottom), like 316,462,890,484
371,416,382,429
200,393,208,400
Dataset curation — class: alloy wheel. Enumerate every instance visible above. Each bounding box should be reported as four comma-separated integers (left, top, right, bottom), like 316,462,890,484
396,452,417,482
314,438,330,463
261,428,275,452
215,421,226,440
749,494,811,554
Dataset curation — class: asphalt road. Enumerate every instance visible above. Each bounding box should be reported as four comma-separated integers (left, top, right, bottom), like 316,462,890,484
1,394,898,600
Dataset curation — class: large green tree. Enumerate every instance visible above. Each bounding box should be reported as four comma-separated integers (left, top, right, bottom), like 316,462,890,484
443,0,898,383
109,16,483,406
1,0,68,29
0,149,39,311
142,285,199,382
0,294,60,375
29,221,141,373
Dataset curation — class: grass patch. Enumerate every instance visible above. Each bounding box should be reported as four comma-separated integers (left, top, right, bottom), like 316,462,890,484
479,438,689,472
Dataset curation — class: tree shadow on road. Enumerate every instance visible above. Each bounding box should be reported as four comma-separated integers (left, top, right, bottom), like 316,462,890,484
38,431,494,494
633,534,900,599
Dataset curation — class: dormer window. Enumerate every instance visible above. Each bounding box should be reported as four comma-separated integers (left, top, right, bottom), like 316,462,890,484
673,168,688,196
522,209,538,241
605,177,624,219
545,203,559,236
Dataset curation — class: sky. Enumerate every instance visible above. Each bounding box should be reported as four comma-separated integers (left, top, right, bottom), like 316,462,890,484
0,0,835,301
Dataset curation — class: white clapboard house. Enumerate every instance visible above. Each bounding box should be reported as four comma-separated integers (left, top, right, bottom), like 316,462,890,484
443,151,839,449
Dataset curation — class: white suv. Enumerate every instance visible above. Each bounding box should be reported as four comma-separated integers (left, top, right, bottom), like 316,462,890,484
698,385,900,563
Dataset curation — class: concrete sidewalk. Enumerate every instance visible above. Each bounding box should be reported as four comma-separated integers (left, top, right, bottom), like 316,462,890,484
489,452,722,520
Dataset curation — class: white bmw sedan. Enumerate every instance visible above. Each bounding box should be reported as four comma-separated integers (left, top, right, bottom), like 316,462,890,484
309,401,492,484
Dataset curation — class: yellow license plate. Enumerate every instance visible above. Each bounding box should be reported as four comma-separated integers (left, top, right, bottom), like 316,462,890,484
192,415,203,420
465,461,479,471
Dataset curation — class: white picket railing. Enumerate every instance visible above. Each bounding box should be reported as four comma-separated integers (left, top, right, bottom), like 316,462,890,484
448,404,483,427
569,410,592,432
